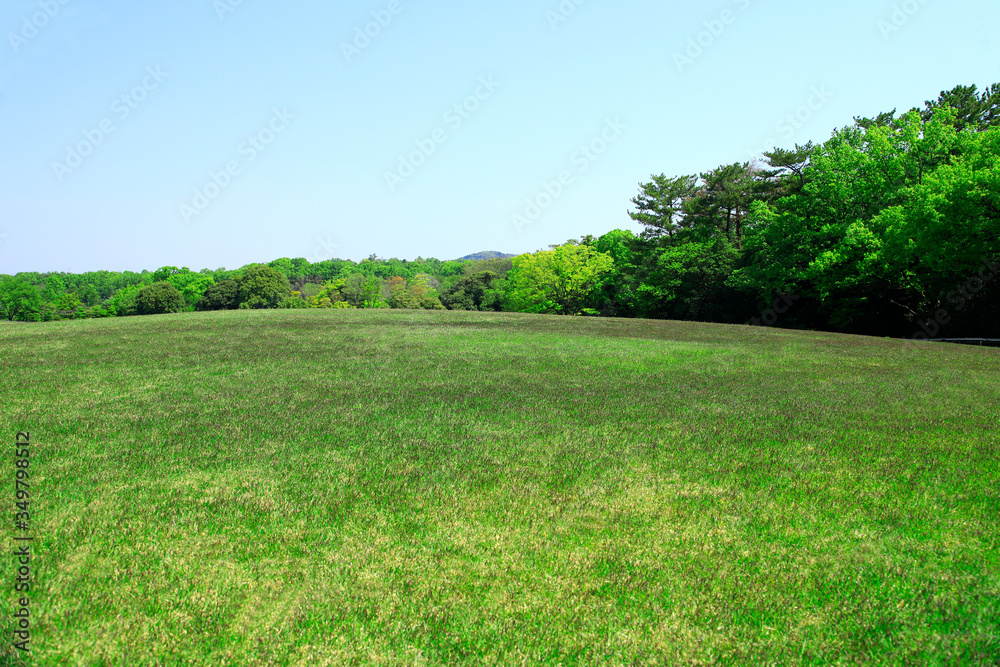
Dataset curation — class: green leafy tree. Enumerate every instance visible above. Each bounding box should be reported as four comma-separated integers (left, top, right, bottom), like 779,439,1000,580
152,266,182,283
306,279,348,308
877,123,1000,334
73,284,96,307
165,272,215,309
39,275,66,318
134,282,185,315
408,274,442,308
181,276,215,309
340,274,384,308
761,143,817,195
636,239,747,322
419,296,445,310
588,229,641,316
729,109,980,334
268,258,295,279
55,292,83,317
462,256,513,277
107,284,143,316
196,280,240,311
386,276,417,308
368,275,389,305
921,83,1000,132
440,271,502,311
0,278,42,321
502,244,615,315
683,162,761,249
280,293,307,309
237,264,291,309
343,273,367,307
628,174,698,241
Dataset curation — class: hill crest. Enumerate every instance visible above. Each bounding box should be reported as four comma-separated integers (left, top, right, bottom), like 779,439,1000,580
456,251,516,261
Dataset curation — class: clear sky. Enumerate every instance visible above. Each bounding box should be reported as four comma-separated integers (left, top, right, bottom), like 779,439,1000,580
1,0,997,274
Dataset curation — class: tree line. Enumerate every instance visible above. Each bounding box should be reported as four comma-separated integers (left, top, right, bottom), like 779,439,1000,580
2,83,997,339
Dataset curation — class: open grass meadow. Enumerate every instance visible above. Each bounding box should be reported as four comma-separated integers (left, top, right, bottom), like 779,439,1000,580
0,309,998,665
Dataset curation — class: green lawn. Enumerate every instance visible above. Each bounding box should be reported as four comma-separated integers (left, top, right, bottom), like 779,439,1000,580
1,309,998,665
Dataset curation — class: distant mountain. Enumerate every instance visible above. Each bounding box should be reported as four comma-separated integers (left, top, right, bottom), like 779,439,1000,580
456,251,516,261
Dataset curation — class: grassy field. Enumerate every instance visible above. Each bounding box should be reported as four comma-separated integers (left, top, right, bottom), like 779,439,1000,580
0,309,998,665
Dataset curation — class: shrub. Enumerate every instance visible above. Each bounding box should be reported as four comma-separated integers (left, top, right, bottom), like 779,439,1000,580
134,282,185,315
196,280,239,311
238,264,291,309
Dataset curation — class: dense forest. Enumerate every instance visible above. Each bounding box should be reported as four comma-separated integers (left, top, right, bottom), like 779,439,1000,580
2,83,998,339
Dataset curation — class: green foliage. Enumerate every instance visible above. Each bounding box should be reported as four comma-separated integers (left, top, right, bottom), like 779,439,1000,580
385,276,413,308
237,264,291,310
196,280,239,311
419,296,445,310
166,273,215,309
876,124,1000,331
585,229,642,316
42,274,65,295
280,295,307,309
299,283,323,300
636,239,746,322
761,142,817,195
921,83,1000,132
0,80,997,337
628,173,698,240
78,284,100,307
134,282,185,315
727,109,999,333
83,304,112,319
55,291,83,314
0,277,41,321
502,244,615,315
306,278,350,308
152,266,181,283
594,229,635,265
440,271,503,311
106,284,143,317
409,273,430,297
461,256,514,279
342,273,368,308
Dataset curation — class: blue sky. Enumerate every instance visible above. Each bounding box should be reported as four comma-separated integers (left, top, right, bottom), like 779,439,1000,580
1,0,997,274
